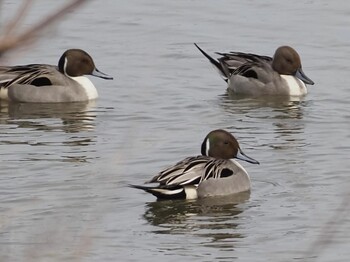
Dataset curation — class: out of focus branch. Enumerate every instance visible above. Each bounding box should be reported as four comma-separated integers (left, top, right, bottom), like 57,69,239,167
304,189,350,260
0,0,87,57
2,0,33,36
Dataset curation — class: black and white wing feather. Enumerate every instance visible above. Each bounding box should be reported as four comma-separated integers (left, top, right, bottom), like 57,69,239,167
0,64,56,88
149,155,236,186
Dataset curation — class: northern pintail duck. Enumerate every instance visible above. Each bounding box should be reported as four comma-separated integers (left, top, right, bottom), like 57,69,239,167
131,129,259,200
194,43,314,96
0,49,113,103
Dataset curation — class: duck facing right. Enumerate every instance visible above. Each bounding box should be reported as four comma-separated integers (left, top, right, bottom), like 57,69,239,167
195,43,314,97
130,129,259,200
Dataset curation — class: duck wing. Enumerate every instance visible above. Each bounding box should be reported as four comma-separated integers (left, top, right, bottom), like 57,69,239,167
194,43,273,82
217,51,272,77
0,64,59,88
149,156,237,186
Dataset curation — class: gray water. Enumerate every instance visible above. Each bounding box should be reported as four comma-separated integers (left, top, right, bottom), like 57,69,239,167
1,0,350,261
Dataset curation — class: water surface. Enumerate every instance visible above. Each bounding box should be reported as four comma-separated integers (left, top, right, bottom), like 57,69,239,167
0,0,350,261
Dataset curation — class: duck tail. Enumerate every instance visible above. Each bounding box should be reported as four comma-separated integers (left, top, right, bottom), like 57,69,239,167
129,184,186,200
194,43,229,82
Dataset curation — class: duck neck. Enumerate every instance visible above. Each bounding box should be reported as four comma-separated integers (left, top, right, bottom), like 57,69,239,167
280,75,307,96
69,75,98,100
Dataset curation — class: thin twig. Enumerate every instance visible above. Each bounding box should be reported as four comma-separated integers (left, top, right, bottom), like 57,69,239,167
304,189,350,260
2,0,34,36
0,0,87,57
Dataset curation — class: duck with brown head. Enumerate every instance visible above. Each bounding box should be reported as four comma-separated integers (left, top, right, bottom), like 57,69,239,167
130,129,259,200
195,43,314,97
0,49,113,103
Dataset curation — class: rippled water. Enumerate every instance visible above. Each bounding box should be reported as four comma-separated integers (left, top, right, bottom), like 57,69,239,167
1,0,350,261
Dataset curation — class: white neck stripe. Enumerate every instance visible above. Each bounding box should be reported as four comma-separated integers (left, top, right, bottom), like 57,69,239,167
63,57,68,76
206,138,210,156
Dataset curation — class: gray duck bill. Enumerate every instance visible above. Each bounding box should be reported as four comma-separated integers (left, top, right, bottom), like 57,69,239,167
295,67,314,85
235,149,260,164
91,68,113,80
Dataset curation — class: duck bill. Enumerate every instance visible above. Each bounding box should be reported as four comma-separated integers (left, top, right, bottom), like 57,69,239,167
92,68,113,80
295,68,314,85
235,149,260,164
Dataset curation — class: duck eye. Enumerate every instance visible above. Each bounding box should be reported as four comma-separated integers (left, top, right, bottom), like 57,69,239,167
223,141,229,145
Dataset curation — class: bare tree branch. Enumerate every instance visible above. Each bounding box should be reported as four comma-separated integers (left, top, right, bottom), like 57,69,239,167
2,0,34,36
0,0,88,57
304,189,350,260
